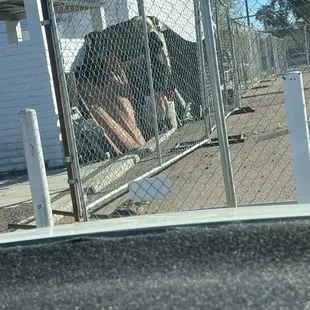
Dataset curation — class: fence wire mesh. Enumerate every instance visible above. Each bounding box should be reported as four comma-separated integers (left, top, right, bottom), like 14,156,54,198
226,0,310,206
47,0,310,220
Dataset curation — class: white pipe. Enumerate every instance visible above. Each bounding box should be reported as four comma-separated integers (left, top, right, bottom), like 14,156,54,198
18,109,54,228
283,72,310,204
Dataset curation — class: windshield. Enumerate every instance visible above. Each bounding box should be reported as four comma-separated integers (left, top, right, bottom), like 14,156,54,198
0,0,309,233
2,0,310,308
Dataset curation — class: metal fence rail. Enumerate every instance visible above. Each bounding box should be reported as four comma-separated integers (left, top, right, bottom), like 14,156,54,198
46,0,300,220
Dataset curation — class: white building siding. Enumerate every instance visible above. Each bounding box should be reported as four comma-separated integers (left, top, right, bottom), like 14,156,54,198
0,0,64,173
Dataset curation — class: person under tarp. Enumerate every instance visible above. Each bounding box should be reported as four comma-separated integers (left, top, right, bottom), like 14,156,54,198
76,53,146,155
73,15,206,161
132,16,178,134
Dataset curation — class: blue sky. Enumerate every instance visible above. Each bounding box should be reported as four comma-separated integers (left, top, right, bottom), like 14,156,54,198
236,0,268,15
232,0,270,28
249,0,269,27
248,0,269,12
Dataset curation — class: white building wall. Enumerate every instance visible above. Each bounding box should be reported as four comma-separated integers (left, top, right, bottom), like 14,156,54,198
0,0,63,173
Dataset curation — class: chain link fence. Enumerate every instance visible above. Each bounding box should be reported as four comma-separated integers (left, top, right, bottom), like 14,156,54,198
283,24,310,70
46,0,308,220
225,0,310,206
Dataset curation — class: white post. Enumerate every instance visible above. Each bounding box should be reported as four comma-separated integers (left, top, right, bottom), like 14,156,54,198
18,109,54,228
283,72,310,204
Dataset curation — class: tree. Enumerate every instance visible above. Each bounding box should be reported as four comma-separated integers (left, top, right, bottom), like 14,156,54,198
286,0,310,23
255,0,310,31
255,2,291,36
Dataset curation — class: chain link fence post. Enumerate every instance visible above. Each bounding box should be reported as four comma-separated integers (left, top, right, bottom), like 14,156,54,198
137,0,162,166
200,0,237,208
304,24,309,66
194,0,210,138
227,15,242,109
46,0,88,221
214,1,228,114
39,0,82,223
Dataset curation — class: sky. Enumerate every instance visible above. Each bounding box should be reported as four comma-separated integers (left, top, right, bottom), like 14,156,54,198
232,0,269,29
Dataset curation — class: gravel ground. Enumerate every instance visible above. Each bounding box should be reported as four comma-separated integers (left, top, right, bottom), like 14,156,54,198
0,190,71,233
0,203,33,233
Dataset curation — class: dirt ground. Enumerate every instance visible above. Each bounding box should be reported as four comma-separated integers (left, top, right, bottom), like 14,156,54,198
91,72,310,219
